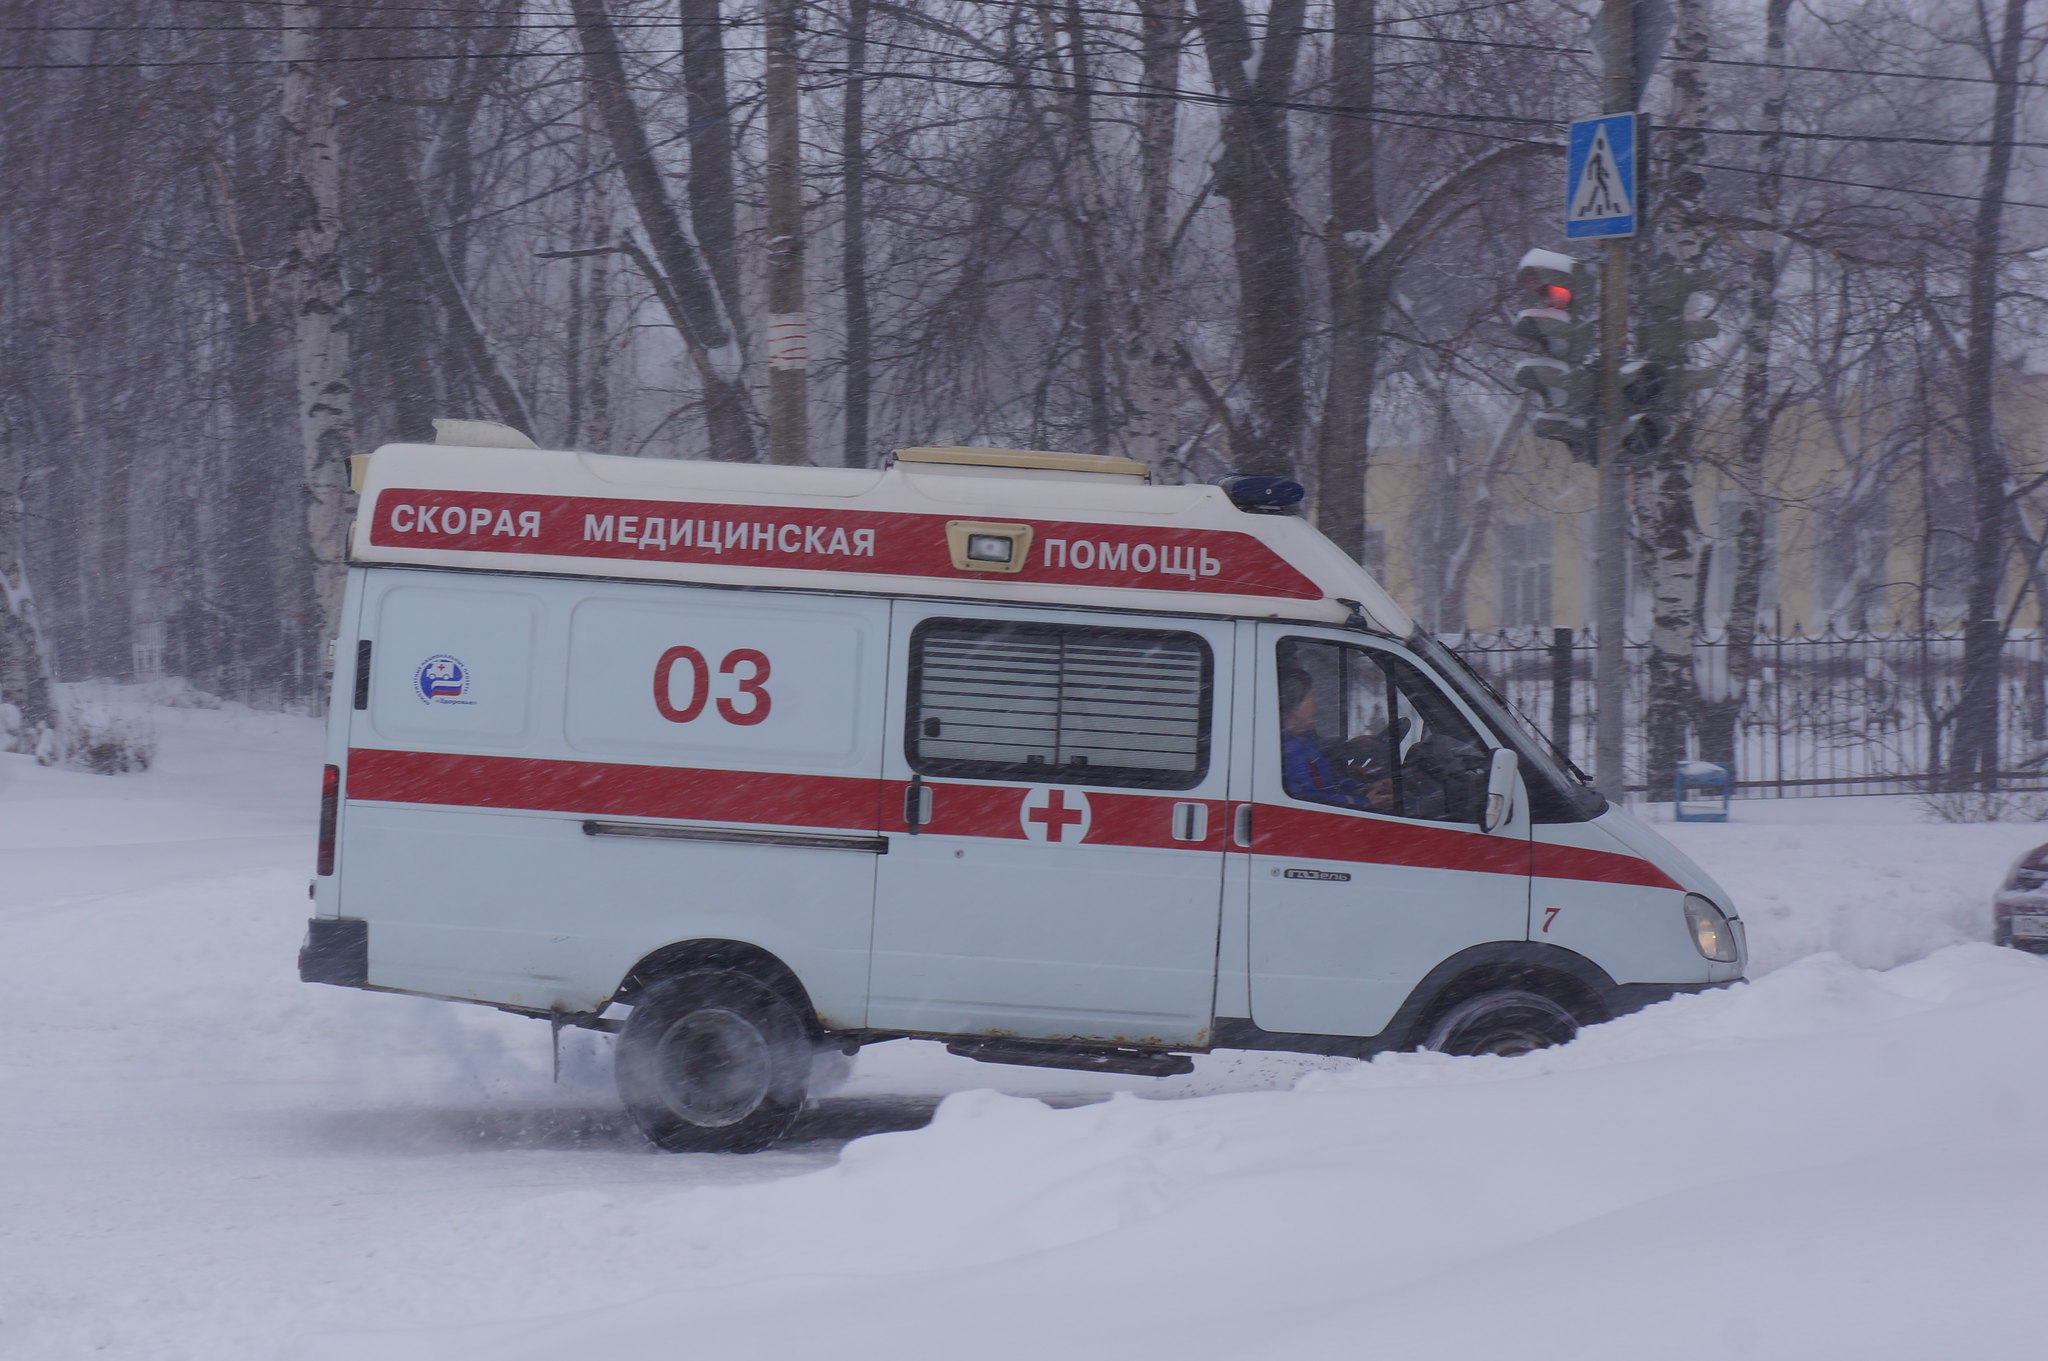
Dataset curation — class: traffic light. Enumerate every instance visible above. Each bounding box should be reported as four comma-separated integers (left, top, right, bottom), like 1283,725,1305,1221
1619,360,1671,457
1512,248,1595,361
1623,265,1720,456
1511,249,1599,464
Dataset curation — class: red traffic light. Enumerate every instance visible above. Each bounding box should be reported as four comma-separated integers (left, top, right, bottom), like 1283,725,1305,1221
1516,269,1572,310
1515,250,1589,313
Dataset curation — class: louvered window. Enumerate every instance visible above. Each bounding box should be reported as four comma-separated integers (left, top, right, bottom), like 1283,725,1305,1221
908,620,1211,788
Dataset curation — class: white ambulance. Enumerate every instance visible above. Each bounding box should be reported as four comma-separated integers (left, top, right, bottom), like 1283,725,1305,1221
302,423,1744,1151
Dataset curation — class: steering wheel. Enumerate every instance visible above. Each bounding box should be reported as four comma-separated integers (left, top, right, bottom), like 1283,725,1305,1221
1400,732,1490,822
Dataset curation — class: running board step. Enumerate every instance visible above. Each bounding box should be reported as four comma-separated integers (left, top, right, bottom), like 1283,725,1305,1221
945,1040,1195,1077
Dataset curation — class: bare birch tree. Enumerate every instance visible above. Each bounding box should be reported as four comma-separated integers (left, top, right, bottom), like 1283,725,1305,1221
281,2,356,665
1637,0,1713,787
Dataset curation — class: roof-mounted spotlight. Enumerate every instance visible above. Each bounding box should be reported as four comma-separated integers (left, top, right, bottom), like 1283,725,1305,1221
1212,474,1306,516
945,519,1034,573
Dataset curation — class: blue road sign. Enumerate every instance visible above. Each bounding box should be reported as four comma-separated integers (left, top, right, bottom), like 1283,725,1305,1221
1565,113,1638,239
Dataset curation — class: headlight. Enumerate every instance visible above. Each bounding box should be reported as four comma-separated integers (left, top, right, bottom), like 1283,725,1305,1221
1684,894,1739,963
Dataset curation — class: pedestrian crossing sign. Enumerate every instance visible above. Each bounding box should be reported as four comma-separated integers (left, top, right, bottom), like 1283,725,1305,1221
1565,113,1639,239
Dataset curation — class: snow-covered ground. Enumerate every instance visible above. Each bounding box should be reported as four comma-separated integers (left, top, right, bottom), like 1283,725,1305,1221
3,703,2044,1359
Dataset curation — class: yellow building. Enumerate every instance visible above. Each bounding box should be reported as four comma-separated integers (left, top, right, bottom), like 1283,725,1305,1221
1358,375,2048,636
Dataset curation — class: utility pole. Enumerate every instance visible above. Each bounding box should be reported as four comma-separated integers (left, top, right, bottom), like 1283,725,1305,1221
1592,0,1635,802
764,0,807,465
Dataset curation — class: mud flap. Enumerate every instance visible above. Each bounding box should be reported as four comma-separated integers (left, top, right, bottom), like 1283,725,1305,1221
299,918,368,987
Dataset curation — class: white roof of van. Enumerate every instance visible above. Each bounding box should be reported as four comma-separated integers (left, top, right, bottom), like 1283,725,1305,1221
347,443,1414,633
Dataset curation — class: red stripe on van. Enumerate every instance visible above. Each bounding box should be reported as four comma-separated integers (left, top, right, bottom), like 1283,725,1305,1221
1251,802,1532,879
346,748,882,830
1258,806,1678,889
368,489,1322,599
345,749,1675,888
347,749,1225,851
1531,840,1683,891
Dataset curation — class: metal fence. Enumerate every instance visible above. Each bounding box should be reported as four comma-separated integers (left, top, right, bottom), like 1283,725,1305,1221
1445,626,2048,799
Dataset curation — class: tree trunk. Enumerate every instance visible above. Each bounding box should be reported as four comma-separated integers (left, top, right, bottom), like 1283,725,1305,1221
421,2,518,302
679,0,744,332
1315,0,1379,559
1190,0,1309,479
840,0,873,467
1058,0,1113,453
1950,0,2029,788
571,0,758,461
1698,0,1791,766
763,0,808,465
356,71,534,437
565,99,616,452
1122,0,1183,472
1639,0,1712,791
0,449,60,757
0,0,62,749
282,3,357,679
379,13,534,438
354,91,440,443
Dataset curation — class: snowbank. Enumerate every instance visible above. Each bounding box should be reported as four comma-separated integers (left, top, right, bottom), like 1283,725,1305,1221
301,946,2048,1361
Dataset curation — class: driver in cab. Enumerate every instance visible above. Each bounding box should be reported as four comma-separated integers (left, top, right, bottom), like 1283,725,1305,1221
1279,665,1395,813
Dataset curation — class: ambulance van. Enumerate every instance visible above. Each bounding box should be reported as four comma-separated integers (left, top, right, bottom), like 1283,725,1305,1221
302,423,1744,1151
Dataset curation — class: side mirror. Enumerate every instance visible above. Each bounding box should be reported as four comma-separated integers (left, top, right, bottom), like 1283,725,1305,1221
1482,748,1519,833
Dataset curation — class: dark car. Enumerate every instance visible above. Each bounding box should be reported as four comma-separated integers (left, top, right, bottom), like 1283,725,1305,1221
1994,845,2048,954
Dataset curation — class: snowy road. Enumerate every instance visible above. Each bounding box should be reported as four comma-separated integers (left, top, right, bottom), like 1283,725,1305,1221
3,703,2044,1359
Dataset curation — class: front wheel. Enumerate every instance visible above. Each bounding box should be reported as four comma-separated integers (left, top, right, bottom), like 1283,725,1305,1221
1420,990,1580,1057
616,968,812,1152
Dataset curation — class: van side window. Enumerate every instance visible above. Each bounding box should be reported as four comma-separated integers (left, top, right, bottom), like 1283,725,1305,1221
1277,640,1491,824
909,619,1211,789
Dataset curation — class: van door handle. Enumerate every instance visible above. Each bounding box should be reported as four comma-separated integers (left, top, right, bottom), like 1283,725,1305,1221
903,779,933,832
1171,801,1208,842
1232,803,1253,849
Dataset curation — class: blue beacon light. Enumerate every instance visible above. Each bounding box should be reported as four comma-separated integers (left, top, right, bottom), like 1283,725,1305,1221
1211,474,1306,515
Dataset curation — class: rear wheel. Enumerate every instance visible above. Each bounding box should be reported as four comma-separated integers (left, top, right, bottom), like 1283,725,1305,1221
1420,989,1580,1057
616,968,812,1152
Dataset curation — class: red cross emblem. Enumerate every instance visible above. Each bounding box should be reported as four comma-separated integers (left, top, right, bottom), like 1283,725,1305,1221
1019,786,1091,843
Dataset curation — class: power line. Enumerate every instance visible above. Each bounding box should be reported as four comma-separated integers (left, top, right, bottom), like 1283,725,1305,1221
842,65,2048,215
848,0,2048,95
3,21,691,33
13,30,2048,155
37,1,2048,95
2,17,735,34
154,0,583,14
17,6,2048,212
831,25,2048,152
0,43,757,71
1667,122,2048,151
1371,27,2048,94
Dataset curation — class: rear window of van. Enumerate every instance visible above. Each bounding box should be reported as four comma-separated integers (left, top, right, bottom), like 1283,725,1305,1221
907,619,1211,789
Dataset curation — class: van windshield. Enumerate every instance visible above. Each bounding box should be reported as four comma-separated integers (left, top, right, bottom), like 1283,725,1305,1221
1405,630,1607,823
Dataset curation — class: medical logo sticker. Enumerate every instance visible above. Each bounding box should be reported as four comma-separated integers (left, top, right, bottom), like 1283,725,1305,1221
1019,786,1091,843
415,655,474,705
